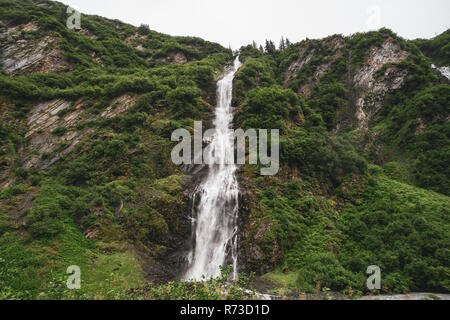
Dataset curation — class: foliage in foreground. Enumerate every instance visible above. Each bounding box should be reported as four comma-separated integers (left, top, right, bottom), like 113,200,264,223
129,266,257,300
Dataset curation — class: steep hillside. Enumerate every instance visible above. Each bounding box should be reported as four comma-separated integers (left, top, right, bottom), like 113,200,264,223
0,0,448,299
0,0,232,299
234,29,449,294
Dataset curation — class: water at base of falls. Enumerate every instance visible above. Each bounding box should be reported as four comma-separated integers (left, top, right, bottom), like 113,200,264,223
184,56,243,281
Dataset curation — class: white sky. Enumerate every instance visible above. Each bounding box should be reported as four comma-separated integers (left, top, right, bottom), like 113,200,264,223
56,0,450,49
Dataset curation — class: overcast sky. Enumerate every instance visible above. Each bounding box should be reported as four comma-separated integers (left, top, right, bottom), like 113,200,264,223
56,0,449,49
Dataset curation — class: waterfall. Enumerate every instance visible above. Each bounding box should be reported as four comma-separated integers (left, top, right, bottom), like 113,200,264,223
184,56,243,281
432,64,450,80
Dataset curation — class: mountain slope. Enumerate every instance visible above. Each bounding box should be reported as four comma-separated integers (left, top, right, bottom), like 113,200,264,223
234,28,449,294
0,0,448,299
0,0,232,299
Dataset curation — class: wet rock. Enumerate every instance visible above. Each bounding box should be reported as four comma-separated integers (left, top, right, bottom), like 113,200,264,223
236,168,281,275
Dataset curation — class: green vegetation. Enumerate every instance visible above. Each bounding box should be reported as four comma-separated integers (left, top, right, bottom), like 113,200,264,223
374,67,449,195
0,0,448,299
347,29,402,65
235,27,449,295
0,0,235,300
237,86,303,131
336,175,449,293
414,29,450,65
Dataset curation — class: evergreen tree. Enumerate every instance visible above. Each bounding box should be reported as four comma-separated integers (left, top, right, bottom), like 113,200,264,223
264,40,270,54
137,23,150,35
252,41,257,49
265,40,276,55
285,37,292,48
279,37,286,50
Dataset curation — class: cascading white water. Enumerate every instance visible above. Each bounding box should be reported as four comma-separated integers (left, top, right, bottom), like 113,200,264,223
184,56,243,281
432,64,450,80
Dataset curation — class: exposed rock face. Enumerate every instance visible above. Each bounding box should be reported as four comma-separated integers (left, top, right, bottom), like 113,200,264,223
100,95,136,118
125,33,149,51
284,47,315,85
77,28,98,40
22,99,86,170
155,52,188,65
284,36,409,131
284,36,346,97
20,95,136,170
352,38,409,129
0,22,71,75
173,52,188,65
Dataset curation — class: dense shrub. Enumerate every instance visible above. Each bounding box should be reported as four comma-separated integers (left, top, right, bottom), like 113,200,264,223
233,57,276,104
414,29,450,65
0,236,43,299
307,82,347,129
166,86,203,119
336,175,450,292
281,131,367,185
237,86,303,131
348,28,402,65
